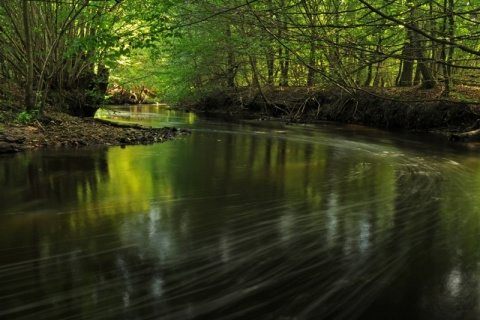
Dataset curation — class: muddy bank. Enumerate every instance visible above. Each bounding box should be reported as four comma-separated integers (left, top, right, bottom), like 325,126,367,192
188,86,480,142
0,111,190,154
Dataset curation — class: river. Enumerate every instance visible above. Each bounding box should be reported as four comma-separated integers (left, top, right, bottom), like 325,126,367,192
1,105,480,320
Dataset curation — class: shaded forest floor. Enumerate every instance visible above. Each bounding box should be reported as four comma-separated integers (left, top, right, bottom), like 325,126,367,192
190,85,480,142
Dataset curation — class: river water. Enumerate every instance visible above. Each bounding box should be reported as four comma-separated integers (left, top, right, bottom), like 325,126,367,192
1,105,480,320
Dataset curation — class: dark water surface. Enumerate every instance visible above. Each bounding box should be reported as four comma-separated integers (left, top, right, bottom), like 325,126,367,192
2,106,480,320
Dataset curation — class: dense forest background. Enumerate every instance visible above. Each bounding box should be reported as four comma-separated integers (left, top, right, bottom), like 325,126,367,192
1,0,480,118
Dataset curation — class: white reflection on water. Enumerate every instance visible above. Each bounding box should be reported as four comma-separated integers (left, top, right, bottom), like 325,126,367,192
277,209,294,243
326,192,339,249
446,268,462,298
359,221,371,254
219,233,232,263
152,276,164,298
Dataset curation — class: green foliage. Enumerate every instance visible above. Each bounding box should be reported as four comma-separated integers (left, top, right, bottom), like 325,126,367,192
108,47,165,104
0,0,180,114
15,110,39,125
113,0,480,107
2,0,478,112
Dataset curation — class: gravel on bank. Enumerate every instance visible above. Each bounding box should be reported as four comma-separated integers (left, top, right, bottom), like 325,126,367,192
0,112,190,153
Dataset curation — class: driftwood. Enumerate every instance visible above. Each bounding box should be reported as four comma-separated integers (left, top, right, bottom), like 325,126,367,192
449,129,480,142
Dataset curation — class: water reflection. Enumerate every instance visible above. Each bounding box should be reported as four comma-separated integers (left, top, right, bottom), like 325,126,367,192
1,108,480,319
96,105,197,128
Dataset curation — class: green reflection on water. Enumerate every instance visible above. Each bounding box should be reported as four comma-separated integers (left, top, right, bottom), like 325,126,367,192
96,105,197,127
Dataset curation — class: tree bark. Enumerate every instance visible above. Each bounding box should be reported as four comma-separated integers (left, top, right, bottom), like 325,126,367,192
225,25,236,88
22,0,34,111
413,32,436,89
398,32,415,87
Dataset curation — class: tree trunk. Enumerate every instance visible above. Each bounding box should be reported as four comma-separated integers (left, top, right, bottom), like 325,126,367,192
278,17,289,87
265,0,275,87
398,40,415,86
307,41,316,86
249,55,260,88
414,35,436,89
279,46,289,87
364,62,373,86
266,48,275,86
22,0,34,111
226,25,236,88
441,0,455,97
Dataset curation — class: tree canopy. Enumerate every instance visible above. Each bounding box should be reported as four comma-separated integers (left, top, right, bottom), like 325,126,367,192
1,0,480,115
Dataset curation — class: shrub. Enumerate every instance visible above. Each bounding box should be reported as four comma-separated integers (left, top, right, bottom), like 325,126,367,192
15,110,39,125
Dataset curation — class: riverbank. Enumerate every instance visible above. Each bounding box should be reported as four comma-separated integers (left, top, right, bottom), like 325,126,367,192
0,110,189,153
188,85,480,142
2,84,480,153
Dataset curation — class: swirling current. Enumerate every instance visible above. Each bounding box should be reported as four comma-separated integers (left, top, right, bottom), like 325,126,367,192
1,106,480,320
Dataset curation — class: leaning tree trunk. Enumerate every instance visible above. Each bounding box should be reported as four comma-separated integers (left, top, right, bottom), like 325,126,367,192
412,30,436,89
